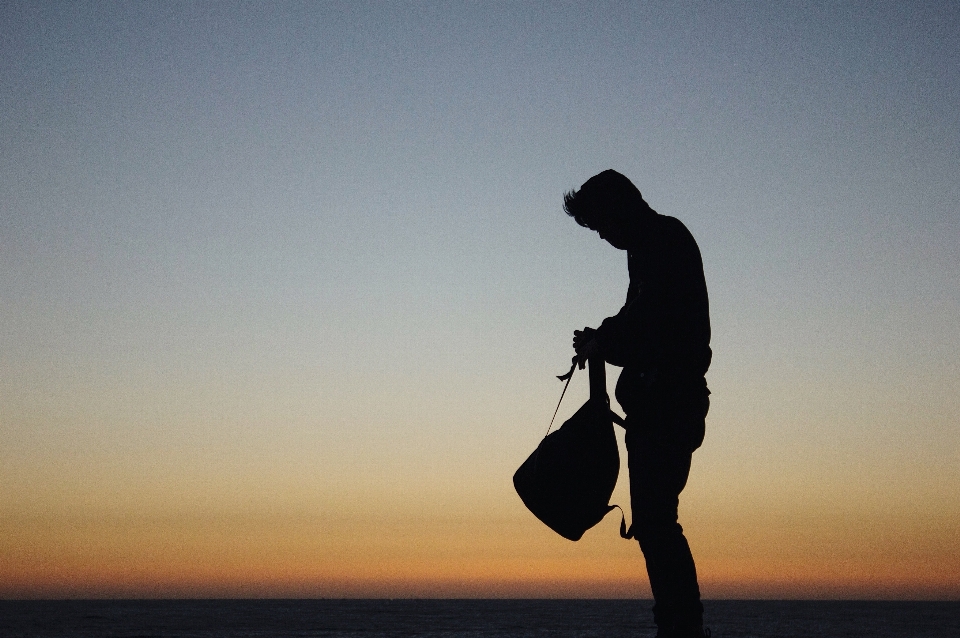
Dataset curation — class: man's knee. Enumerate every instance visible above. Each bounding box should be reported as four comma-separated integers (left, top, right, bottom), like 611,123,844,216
633,518,684,551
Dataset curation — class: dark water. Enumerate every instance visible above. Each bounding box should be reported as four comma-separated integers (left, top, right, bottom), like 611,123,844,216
1,599,958,637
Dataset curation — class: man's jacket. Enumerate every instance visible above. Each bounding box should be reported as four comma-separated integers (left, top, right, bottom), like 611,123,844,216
593,213,712,418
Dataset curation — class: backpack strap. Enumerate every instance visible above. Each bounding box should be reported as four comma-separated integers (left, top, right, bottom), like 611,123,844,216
609,410,626,428
544,361,577,439
613,504,634,540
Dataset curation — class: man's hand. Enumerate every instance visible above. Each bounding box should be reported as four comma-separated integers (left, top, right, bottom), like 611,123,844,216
573,327,599,369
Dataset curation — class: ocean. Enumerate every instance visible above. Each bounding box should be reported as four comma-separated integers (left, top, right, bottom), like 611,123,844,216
1,599,958,637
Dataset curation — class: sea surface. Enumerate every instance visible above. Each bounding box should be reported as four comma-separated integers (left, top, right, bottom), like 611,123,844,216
1,599,958,638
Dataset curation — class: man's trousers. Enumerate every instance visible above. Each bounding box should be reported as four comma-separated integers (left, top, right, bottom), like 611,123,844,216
625,390,708,632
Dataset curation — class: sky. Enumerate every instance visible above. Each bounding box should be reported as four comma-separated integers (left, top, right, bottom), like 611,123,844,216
2,1,959,599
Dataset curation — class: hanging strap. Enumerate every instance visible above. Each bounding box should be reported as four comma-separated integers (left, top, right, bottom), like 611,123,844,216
609,410,626,428
613,505,634,540
544,360,578,439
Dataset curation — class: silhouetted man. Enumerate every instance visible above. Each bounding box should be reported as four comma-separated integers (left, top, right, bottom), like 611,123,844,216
566,170,711,638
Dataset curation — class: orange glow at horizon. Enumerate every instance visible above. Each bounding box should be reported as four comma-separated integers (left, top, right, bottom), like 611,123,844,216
3,504,957,600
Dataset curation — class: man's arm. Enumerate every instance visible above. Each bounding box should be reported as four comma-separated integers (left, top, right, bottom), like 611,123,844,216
592,298,638,368
576,292,639,370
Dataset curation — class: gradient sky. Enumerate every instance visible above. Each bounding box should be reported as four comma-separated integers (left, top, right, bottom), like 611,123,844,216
2,1,959,599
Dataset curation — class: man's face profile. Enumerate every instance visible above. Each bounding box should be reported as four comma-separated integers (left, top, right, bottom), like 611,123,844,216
594,213,630,250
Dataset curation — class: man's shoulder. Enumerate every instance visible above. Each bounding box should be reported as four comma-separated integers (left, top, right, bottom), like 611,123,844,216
655,213,690,235
652,214,700,251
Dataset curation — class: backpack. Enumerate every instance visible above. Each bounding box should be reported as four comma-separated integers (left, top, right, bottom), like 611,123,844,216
513,357,629,541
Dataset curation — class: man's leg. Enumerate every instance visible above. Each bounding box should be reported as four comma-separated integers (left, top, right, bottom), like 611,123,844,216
626,426,704,636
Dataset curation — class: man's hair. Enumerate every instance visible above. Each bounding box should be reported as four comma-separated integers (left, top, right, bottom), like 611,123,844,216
563,169,652,229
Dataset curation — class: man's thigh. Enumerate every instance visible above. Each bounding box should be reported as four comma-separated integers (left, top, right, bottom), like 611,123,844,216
625,429,693,526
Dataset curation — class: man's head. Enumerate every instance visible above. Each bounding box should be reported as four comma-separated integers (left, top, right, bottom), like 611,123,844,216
563,169,654,249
